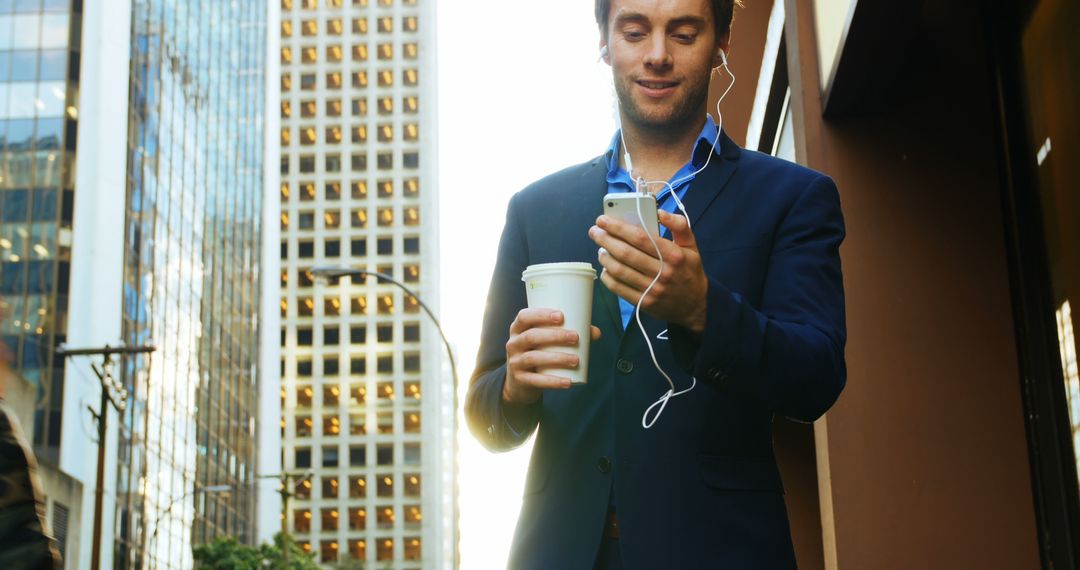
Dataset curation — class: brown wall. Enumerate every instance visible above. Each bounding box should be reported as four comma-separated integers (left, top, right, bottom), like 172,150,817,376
782,0,1042,567
717,0,775,148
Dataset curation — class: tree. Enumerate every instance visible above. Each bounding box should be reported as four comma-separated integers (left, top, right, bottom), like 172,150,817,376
193,532,318,569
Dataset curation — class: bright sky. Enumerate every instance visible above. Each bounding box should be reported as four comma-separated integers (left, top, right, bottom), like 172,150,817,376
436,2,617,569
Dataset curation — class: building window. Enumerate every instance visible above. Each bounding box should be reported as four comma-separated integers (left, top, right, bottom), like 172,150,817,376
404,42,418,59
404,411,420,433
350,357,366,374
324,297,341,317
295,477,313,500
403,237,419,254
323,414,341,438
324,210,341,229
327,17,343,34
320,540,338,564
351,239,368,258
378,96,393,115
300,73,316,90
352,181,368,199
403,352,420,372
298,385,314,407
403,443,420,465
281,47,293,64
376,506,394,529
377,16,393,33
403,207,419,226
377,152,393,170
376,444,393,465
404,151,419,168
404,123,419,141
352,18,368,34
295,447,312,469
322,446,339,467
322,477,339,499
378,69,393,87
298,297,315,317
352,98,368,116
301,46,317,63
300,127,316,145
404,474,420,497
297,327,313,346
325,239,341,258
352,209,368,228
296,416,313,437
326,182,342,200
377,411,393,434
378,124,393,142
295,509,312,533
349,475,367,498
403,16,418,32
281,127,291,145
326,71,343,89
327,99,343,117
353,44,368,61
404,68,418,86
299,181,316,201
377,207,393,227
326,154,342,172
349,413,366,435
351,384,367,406
377,237,392,255
298,358,314,375
349,539,366,560
324,384,341,406
301,100,317,117
404,537,421,560
324,325,340,345
377,323,393,342
300,154,316,172
377,474,393,497
350,445,367,467
349,508,367,531
404,264,419,283
404,177,419,197
352,71,368,88
350,325,367,345
301,0,317,9
404,295,420,313
321,508,339,532
377,539,393,562
352,126,368,143
326,126,343,144
405,506,421,527
351,153,367,171
282,73,293,90
351,295,368,315
298,269,315,288
377,355,393,374
404,381,420,401
378,42,393,60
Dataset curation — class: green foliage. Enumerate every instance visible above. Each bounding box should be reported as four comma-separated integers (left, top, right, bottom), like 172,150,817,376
193,532,318,569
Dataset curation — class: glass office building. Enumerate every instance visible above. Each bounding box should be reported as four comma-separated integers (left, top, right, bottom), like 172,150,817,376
0,0,81,466
278,0,454,567
113,0,268,567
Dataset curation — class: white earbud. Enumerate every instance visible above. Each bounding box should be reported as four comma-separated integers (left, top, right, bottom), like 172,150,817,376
599,45,609,62
719,48,728,67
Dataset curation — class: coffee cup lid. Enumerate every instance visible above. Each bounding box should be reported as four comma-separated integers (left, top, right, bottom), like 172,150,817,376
521,262,597,282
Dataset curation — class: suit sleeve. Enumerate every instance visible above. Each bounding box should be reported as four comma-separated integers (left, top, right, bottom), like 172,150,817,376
464,193,542,451
669,175,847,422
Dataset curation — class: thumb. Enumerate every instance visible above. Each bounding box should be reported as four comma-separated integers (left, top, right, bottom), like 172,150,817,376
659,210,697,250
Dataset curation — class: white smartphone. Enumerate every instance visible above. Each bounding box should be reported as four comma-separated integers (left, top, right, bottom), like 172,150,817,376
603,192,660,237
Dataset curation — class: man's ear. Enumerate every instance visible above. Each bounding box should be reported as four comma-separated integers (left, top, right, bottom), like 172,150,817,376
599,41,610,64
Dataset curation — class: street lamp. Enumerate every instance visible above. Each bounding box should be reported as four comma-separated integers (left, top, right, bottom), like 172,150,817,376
145,484,231,569
309,266,458,389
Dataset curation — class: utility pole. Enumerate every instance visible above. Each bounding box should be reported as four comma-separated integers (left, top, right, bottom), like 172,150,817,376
258,471,311,567
56,344,156,570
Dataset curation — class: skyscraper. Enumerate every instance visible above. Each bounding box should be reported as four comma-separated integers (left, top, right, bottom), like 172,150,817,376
113,0,271,567
277,0,453,567
0,0,277,567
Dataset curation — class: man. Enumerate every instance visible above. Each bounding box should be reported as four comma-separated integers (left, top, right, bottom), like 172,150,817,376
466,0,846,567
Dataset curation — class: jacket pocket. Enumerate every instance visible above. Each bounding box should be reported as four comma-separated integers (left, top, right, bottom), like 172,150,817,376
699,454,784,493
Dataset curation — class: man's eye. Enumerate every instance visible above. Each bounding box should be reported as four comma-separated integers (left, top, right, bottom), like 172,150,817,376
672,33,697,43
624,30,646,40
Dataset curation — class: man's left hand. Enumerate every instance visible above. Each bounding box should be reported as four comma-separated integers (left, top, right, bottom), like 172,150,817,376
589,210,708,333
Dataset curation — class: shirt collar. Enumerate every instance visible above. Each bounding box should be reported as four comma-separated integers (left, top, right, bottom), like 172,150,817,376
605,114,721,178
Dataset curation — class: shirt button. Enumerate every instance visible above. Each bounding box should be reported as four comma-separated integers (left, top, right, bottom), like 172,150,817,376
616,359,633,374
597,456,612,474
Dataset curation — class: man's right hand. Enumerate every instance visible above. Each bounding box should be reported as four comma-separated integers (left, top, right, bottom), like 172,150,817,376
502,308,601,405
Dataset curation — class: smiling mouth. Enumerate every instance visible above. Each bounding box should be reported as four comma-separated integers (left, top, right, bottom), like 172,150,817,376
637,80,678,90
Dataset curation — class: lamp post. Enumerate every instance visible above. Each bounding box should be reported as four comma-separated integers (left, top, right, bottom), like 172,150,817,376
309,266,458,389
256,471,312,567
144,484,231,569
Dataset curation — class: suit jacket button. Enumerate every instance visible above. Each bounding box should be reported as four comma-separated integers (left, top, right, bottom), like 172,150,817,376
616,359,633,374
597,456,612,474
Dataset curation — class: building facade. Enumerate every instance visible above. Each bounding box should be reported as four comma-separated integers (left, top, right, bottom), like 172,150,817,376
717,0,1079,568
277,0,454,567
113,0,271,567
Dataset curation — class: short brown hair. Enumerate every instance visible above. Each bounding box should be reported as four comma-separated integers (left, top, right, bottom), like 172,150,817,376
594,0,740,41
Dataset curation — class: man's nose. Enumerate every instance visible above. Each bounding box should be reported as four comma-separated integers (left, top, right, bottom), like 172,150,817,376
643,37,672,68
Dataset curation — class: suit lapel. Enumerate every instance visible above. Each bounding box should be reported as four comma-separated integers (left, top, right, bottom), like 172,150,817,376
577,154,625,335
680,131,741,228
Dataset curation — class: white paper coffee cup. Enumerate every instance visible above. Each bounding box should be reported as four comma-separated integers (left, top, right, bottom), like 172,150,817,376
521,262,597,384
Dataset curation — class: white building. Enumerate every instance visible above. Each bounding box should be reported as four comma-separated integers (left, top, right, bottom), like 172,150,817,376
277,0,454,567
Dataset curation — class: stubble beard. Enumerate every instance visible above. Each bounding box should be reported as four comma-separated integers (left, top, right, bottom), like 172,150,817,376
614,70,711,136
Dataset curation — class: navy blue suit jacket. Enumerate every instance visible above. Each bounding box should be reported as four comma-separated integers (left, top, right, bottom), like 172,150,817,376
466,133,846,569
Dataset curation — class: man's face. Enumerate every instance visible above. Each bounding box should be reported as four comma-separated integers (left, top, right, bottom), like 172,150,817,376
603,0,724,133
